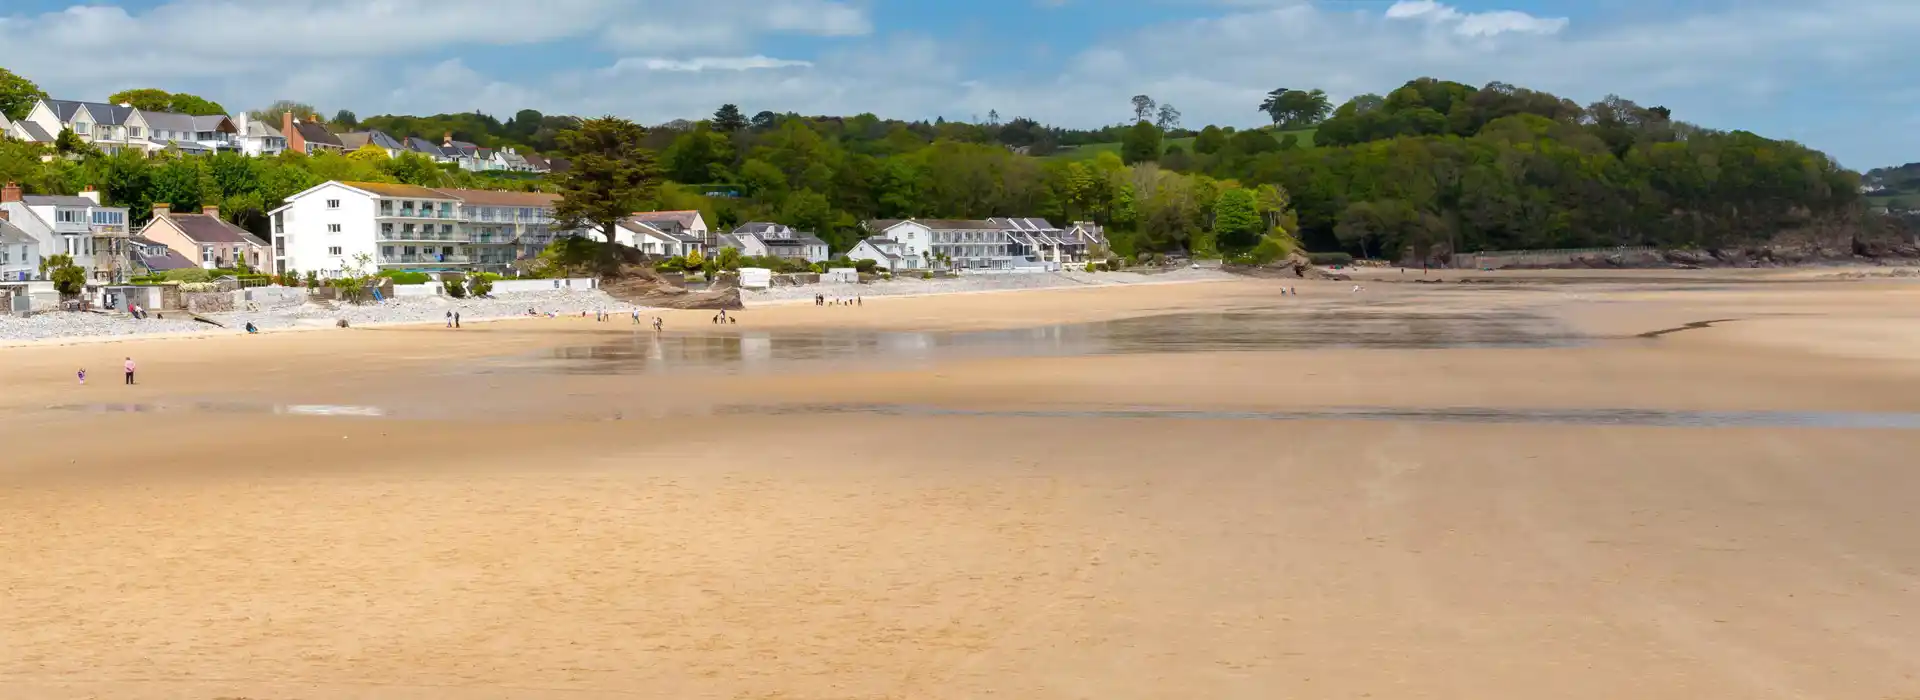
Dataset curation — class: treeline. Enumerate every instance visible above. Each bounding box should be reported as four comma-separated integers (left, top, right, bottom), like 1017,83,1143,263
1169,79,1865,257
0,137,544,237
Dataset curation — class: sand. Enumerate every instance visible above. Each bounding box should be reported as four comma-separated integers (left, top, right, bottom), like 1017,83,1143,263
5,273,1920,699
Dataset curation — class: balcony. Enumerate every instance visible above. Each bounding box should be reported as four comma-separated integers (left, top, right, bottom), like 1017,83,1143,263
379,230,467,243
381,253,470,265
378,207,454,220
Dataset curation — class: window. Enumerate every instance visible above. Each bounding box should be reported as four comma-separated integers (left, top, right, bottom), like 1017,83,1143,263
441,224,453,235
328,246,343,256
325,199,341,209
202,246,214,263
56,209,81,223
327,224,342,233
129,127,143,138
381,223,393,235
381,246,393,256
92,211,124,225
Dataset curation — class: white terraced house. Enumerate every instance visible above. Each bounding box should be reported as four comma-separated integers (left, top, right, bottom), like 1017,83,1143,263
0,182,133,282
861,218,1109,270
271,181,583,278
126,110,240,155
14,99,139,153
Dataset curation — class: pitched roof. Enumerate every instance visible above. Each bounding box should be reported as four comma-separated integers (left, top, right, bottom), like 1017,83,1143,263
139,111,235,135
764,233,827,247
522,152,552,170
733,221,788,235
0,220,33,246
162,213,268,246
631,210,702,229
433,188,560,207
20,195,99,207
916,219,1003,230
242,119,283,138
13,121,54,142
865,219,906,232
294,120,343,147
136,249,198,272
48,99,134,126
340,130,405,151
404,137,450,157
339,181,455,199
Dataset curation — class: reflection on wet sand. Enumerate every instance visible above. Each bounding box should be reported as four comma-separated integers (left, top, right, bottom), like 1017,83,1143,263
499,309,1580,375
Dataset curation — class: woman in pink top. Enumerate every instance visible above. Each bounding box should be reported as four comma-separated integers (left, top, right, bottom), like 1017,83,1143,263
123,357,136,385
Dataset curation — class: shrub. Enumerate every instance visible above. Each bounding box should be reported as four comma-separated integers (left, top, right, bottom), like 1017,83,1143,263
920,271,933,280
378,270,431,285
468,274,494,297
179,282,219,293
163,267,212,283
1307,251,1354,266
442,276,467,298
1084,262,1097,273
852,258,878,274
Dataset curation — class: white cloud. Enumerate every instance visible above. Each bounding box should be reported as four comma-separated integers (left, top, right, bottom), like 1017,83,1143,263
1383,0,1568,37
616,57,815,73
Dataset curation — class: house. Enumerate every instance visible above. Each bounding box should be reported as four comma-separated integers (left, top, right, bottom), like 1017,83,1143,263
522,152,553,173
282,112,344,155
231,113,288,157
862,218,1098,270
339,129,407,157
0,182,132,282
128,235,198,274
846,237,914,270
609,217,705,258
498,147,532,172
729,222,829,262
6,116,56,144
0,211,41,282
137,204,270,270
630,210,712,249
403,136,455,163
270,181,582,278
1061,221,1109,262
18,99,138,153
127,110,239,154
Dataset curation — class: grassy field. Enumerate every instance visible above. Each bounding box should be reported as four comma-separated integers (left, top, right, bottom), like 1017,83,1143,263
1868,193,1920,209
1047,127,1318,162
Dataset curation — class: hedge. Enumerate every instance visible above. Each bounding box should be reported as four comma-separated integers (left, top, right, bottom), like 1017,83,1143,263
1306,252,1354,266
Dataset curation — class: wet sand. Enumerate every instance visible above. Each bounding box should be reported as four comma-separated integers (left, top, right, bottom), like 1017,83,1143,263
5,274,1920,699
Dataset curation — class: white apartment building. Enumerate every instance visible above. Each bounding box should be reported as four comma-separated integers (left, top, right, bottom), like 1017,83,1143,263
0,213,42,282
271,181,578,278
863,218,1108,270
0,182,132,282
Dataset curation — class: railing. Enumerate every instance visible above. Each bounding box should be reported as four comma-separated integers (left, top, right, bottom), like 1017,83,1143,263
381,208,453,219
381,254,470,264
380,232,466,242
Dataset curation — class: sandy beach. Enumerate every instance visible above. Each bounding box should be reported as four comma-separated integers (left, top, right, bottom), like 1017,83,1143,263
5,271,1920,699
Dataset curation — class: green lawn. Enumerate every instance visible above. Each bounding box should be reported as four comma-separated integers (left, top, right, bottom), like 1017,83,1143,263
1045,127,1318,162
1868,193,1920,209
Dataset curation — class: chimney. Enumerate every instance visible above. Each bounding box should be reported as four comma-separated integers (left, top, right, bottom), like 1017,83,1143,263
202,205,219,219
78,185,101,206
283,111,305,155
0,210,10,222
1,182,20,204
152,203,172,219
443,131,453,148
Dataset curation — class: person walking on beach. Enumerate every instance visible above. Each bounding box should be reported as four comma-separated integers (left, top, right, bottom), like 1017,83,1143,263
77,368,86,385
632,309,640,325
123,357,136,385
454,311,461,329
446,310,454,328
652,317,663,332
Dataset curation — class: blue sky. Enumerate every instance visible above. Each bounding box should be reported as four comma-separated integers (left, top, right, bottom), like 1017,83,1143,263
3,0,1915,169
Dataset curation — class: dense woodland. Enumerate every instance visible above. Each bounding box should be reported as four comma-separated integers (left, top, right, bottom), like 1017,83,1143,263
0,66,1890,263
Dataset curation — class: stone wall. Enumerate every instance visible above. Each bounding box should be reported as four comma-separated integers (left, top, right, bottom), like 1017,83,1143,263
183,291,236,314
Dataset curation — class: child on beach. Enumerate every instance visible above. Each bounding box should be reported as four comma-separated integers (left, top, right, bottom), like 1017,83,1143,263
77,368,86,385
123,357,136,385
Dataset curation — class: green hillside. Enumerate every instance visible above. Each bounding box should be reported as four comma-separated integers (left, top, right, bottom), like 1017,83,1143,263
1047,127,1317,162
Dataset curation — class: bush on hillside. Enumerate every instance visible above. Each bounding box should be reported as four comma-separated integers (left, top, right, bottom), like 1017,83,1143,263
1306,252,1354,266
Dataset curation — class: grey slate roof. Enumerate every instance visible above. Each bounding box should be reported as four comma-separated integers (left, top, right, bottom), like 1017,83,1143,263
20,195,99,207
340,130,405,151
166,213,269,246
136,249,197,272
405,137,450,157
46,100,134,126
0,220,34,246
14,121,54,142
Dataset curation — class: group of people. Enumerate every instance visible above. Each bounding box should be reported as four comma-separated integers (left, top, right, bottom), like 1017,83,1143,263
815,294,861,307
712,309,736,324
445,311,463,328
77,357,136,386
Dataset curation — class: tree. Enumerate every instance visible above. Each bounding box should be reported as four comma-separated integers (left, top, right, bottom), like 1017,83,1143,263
987,109,1001,126
750,110,779,130
334,110,359,129
1212,188,1264,254
0,67,47,121
1131,95,1157,123
39,254,86,297
552,117,662,265
1121,121,1162,165
1194,125,1226,155
1260,88,1332,128
348,143,389,163
53,128,92,156
248,100,321,126
1155,103,1182,132
712,104,748,132
108,88,174,112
